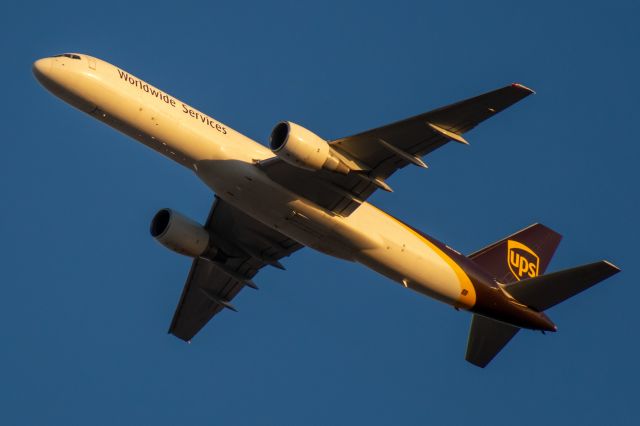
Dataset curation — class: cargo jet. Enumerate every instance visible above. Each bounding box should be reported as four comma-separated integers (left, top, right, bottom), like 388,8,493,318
33,53,620,367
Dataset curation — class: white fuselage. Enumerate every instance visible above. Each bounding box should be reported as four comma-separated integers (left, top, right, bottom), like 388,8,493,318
33,54,476,310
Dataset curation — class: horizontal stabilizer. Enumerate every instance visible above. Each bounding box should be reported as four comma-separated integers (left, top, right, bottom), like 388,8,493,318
466,315,520,368
505,261,620,311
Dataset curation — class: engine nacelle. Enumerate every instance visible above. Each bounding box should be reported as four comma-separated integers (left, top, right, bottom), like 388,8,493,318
150,208,211,257
269,121,350,174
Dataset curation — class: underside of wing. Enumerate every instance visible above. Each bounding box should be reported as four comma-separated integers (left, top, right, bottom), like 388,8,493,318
259,84,534,216
169,197,303,341
169,257,244,341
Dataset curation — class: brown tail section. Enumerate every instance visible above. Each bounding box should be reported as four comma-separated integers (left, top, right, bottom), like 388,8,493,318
468,223,562,284
466,315,520,368
464,225,621,368
504,261,620,312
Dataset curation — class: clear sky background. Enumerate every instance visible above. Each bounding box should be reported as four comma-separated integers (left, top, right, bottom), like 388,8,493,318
1,1,638,424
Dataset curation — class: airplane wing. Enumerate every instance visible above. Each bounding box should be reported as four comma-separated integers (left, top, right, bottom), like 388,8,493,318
259,84,534,215
169,197,303,341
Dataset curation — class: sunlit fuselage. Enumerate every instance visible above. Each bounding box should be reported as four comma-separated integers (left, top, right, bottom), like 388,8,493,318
33,53,556,332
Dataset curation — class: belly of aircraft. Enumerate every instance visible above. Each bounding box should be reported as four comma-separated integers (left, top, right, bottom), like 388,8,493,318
83,72,470,308
195,160,464,306
195,159,361,260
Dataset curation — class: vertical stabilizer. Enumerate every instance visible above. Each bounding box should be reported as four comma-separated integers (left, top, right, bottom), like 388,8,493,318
469,223,562,284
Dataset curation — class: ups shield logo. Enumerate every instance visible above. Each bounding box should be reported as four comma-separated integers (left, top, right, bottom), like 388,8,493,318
507,240,539,281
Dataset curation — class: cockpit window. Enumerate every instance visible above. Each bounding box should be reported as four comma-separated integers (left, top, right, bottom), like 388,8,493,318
52,53,82,60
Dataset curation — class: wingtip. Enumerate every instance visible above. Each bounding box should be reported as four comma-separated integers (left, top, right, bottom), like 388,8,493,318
511,83,536,95
603,260,621,273
465,357,488,369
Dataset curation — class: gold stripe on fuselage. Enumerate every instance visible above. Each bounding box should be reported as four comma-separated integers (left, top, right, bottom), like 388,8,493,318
381,211,477,309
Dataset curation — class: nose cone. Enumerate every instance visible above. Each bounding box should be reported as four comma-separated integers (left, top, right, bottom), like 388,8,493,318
32,58,53,84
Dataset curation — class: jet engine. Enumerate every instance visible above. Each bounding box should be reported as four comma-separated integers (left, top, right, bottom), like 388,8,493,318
269,121,350,174
150,208,215,258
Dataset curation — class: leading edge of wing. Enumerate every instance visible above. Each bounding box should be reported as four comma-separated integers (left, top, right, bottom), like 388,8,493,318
331,83,534,149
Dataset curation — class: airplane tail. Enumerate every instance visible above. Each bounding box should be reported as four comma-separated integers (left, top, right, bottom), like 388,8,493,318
464,225,620,368
503,261,620,312
466,315,520,368
468,223,562,283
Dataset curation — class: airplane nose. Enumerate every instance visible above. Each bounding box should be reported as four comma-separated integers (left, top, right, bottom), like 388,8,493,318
32,58,53,83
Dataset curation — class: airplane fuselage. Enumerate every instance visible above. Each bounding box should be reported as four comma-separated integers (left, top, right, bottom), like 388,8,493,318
33,53,556,332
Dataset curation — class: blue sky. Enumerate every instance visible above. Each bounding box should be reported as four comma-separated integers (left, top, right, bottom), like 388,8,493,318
1,1,638,424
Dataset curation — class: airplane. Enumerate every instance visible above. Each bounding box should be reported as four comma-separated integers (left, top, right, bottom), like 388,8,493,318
33,53,620,367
